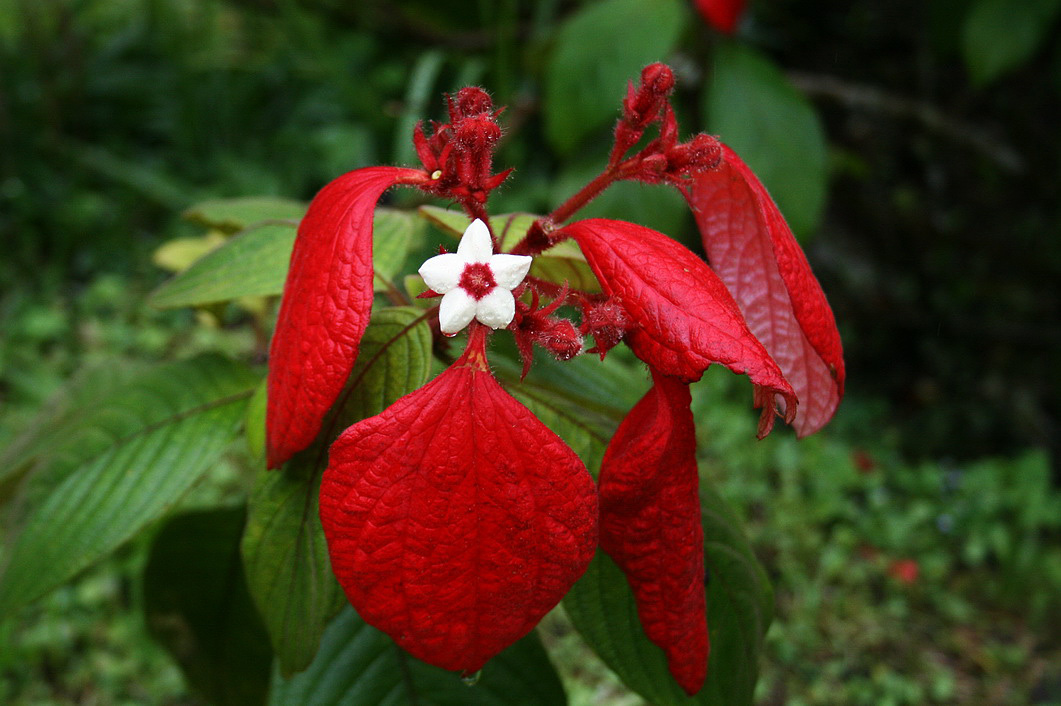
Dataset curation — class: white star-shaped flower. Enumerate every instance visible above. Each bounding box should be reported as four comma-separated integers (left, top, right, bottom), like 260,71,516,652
418,218,533,335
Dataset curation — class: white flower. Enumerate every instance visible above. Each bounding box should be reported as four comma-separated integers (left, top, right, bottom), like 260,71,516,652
418,219,533,335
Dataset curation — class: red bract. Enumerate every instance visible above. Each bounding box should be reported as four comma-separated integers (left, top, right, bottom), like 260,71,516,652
689,145,845,436
564,218,797,437
319,327,598,672
266,166,427,468
599,368,708,695
693,0,747,34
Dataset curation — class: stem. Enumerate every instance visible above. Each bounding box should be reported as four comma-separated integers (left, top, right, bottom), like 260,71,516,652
508,156,642,256
456,322,491,370
548,169,616,225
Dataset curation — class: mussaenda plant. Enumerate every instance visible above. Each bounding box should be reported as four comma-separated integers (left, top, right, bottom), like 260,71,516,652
266,63,845,696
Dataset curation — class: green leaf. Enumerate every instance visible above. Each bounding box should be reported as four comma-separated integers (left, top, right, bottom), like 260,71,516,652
150,223,297,308
494,213,541,251
329,306,434,431
0,361,147,495
144,507,272,706
417,206,536,249
418,204,473,237
151,210,419,309
545,0,685,154
241,457,345,679
153,232,227,273
371,209,422,292
0,356,257,614
245,379,268,461
963,0,1061,85
504,346,649,417
241,307,433,676
1,357,254,510
530,241,601,293
563,484,773,705
270,606,567,706
182,196,307,233
705,42,829,237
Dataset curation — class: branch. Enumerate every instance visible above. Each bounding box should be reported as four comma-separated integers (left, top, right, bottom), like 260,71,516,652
787,71,1025,174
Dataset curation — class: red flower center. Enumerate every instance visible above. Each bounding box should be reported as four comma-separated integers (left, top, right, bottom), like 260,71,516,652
459,262,496,300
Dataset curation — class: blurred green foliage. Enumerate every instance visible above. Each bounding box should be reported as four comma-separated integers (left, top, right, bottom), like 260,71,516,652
1,0,1060,704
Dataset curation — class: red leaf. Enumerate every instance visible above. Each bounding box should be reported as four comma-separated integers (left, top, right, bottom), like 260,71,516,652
599,369,708,695
266,166,426,468
693,0,746,34
565,218,795,436
689,145,845,436
319,329,598,672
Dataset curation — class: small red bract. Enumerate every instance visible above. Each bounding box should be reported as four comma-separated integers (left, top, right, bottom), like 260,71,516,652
599,368,708,695
266,64,844,692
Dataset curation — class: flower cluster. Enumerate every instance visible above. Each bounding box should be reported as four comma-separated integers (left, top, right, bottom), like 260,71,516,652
266,64,844,695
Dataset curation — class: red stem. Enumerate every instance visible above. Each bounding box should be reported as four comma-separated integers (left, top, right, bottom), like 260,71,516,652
509,156,642,256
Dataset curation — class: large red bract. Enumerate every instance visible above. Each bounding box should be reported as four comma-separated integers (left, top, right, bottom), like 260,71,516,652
319,329,599,672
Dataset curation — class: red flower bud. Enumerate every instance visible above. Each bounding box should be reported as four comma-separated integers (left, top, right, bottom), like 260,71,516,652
622,63,675,130
450,86,494,121
665,133,723,177
611,63,677,164
578,296,632,360
513,285,584,378
415,91,510,208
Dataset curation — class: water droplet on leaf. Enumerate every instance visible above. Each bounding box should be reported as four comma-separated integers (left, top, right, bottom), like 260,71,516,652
461,670,482,686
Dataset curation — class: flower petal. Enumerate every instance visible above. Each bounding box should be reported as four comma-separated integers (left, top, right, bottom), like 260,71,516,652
456,218,494,263
564,217,796,437
417,252,464,293
689,144,844,436
319,343,598,673
489,253,533,289
599,369,708,695
267,166,424,469
438,288,478,334
475,287,515,329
